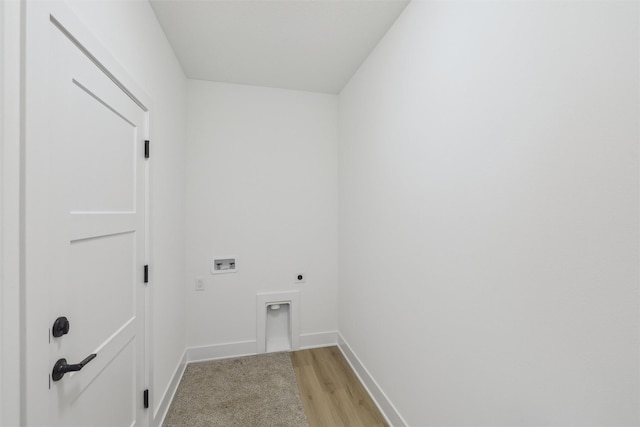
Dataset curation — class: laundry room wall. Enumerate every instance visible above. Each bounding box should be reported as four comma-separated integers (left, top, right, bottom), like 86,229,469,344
338,1,640,425
185,80,339,353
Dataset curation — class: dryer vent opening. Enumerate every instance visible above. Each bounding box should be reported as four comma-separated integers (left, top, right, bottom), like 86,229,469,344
256,291,300,354
266,302,291,352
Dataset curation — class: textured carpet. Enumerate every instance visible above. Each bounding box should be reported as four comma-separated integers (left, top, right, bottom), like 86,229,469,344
163,352,309,427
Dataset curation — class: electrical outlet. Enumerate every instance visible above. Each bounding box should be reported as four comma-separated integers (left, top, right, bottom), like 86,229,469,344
195,277,205,291
295,273,306,284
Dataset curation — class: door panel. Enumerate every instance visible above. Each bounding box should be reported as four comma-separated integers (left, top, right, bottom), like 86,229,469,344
69,232,136,351
68,80,137,212
62,340,137,427
47,12,147,427
70,213,136,241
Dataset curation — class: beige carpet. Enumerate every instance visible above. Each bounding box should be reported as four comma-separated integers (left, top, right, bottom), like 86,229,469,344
163,352,309,427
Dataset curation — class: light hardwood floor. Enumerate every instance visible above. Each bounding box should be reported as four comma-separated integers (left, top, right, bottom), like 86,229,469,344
290,346,389,427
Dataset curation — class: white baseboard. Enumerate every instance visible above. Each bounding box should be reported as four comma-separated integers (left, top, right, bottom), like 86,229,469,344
152,349,187,427
186,331,338,364
337,333,408,427
299,331,338,349
186,339,257,363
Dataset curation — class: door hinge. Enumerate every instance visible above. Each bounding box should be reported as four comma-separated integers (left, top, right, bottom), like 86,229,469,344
143,389,149,409
144,140,150,159
144,265,149,284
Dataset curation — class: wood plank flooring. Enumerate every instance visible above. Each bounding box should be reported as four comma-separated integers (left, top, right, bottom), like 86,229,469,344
290,346,388,427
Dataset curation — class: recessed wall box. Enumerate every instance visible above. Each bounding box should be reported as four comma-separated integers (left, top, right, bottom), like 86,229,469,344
211,257,237,275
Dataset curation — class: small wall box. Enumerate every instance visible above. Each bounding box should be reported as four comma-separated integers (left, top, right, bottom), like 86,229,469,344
211,257,237,275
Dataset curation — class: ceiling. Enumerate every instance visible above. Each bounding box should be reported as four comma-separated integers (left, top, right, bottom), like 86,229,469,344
149,0,409,94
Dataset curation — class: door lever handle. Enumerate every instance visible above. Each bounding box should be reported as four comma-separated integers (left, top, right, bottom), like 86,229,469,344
52,354,96,381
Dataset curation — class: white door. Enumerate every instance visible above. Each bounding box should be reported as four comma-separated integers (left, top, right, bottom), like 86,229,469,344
45,14,148,427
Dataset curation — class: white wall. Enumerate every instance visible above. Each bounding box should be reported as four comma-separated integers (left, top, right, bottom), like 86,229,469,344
1,1,22,425
65,0,187,418
1,2,6,423
339,1,639,425
186,80,338,350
